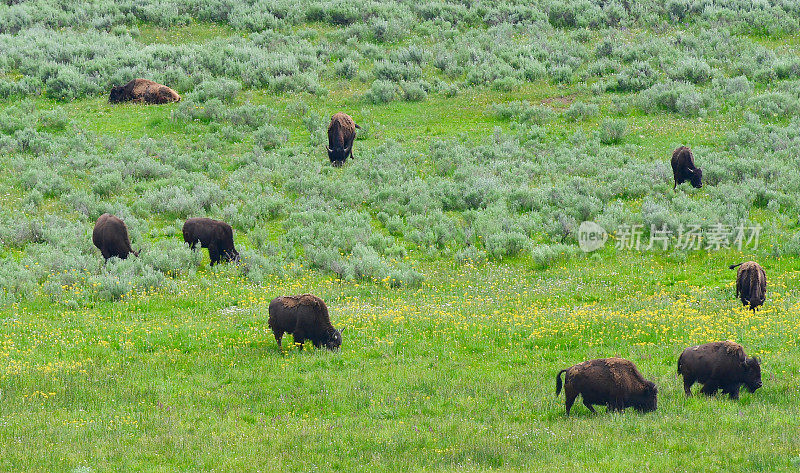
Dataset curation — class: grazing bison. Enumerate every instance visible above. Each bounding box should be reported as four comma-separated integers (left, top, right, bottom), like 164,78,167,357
671,146,703,190
327,112,360,167
556,358,657,415
92,213,139,261
109,79,181,104
729,261,766,312
677,341,762,399
182,218,239,266
268,294,343,350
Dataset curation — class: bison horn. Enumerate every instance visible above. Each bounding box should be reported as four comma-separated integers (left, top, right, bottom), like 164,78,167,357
326,146,333,153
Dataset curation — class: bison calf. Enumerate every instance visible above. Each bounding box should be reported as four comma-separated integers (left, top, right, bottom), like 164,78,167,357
671,146,703,190
729,261,766,312
109,79,181,104
327,112,360,167
93,213,139,261
556,358,657,415
182,218,239,266
678,341,762,399
268,294,343,350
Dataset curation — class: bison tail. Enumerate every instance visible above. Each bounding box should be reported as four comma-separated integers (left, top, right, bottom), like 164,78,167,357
728,263,744,270
556,369,568,396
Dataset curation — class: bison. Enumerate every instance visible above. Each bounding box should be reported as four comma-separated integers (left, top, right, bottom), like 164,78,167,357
729,261,766,312
92,213,139,261
677,341,762,399
268,294,343,350
556,358,657,415
109,79,181,104
671,146,703,190
327,112,360,167
182,218,239,266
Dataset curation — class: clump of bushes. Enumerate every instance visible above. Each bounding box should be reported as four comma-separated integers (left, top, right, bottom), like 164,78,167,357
598,119,626,144
564,101,599,121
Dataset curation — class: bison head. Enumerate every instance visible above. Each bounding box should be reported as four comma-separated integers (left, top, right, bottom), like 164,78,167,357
687,167,703,188
744,357,762,393
223,248,240,264
327,145,350,167
325,328,343,351
632,381,658,413
158,87,181,103
109,85,126,103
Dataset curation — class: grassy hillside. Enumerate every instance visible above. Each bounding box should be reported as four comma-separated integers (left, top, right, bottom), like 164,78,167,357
2,1,800,471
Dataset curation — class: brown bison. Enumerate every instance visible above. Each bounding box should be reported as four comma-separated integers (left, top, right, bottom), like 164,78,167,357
729,261,766,312
109,79,181,104
556,358,657,415
92,213,139,261
182,218,239,266
327,112,360,167
677,341,762,399
671,146,703,190
268,294,343,350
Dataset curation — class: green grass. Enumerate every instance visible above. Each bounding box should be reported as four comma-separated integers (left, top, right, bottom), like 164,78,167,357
136,23,242,45
2,251,800,471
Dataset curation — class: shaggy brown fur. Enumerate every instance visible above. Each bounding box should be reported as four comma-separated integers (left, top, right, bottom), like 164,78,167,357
677,341,762,399
327,112,359,167
729,261,766,312
182,218,239,266
92,213,139,261
109,79,181,104
268,294,342,350
671,146,703,190
556,358,657,415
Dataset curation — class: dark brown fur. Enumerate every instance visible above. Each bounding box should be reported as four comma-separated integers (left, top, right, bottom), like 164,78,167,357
92,213,139,261
268,294,342,350
182,218,239,266
327,112,359,167
671,146,703,190
677,341,762,399
729,261,766,312
555,358,657,415
109,79,181,104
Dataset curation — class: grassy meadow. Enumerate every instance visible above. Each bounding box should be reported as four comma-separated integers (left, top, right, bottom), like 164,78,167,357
2,1,800,471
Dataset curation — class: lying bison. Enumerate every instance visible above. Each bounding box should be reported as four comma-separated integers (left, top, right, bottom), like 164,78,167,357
729,261,766,312
327,112,360,167
109,79,181,104
268,294,343,350
671,146,703,190
93,213,139,261
678,341,762,399
182,218,239,266
556,358,657,415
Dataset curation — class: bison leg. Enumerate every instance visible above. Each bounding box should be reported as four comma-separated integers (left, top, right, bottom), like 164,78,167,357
682,376,695,396
722,384,741,400
293,331,306,350
700,381,719,396
582,399,597,414
100,248,112,261
208,244,220,266
272,329,284,347
564,386,578,416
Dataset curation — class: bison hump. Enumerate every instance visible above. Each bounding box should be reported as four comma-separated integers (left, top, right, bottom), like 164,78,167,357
280,293,323,309
722,340,745,360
